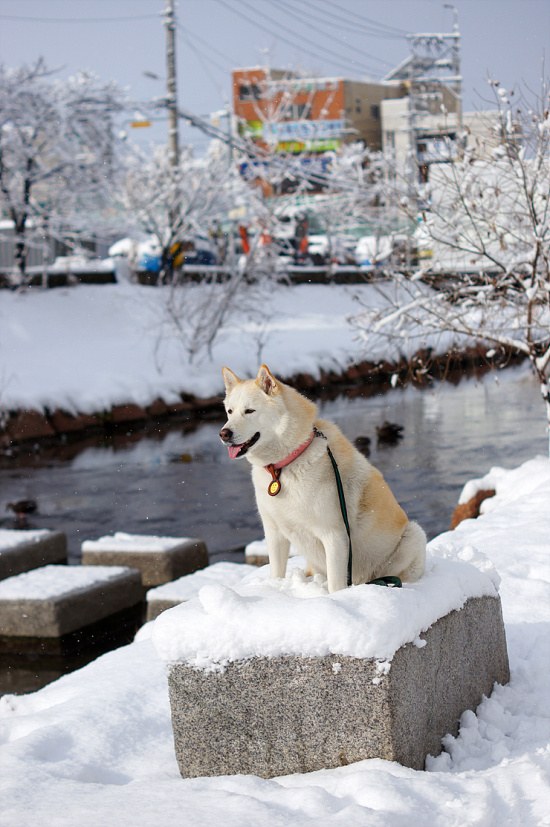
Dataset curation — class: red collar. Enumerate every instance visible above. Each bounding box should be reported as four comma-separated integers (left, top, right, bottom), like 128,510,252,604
271,431,315,470
264,432,315,496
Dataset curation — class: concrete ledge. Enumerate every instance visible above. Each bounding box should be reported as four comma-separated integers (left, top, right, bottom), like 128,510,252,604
0,565,143,638
81,533,209,587
0,530,67,581
167,595,509,777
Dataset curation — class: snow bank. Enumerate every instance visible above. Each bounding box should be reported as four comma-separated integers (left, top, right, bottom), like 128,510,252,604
152,551,499,669
0,283,474,416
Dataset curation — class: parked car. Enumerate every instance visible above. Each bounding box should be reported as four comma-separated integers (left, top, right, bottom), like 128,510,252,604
109,235,218,275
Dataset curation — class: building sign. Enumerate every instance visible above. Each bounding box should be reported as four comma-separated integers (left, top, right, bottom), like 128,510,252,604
276,139,340,153
263,119,346,142
239,154,333,180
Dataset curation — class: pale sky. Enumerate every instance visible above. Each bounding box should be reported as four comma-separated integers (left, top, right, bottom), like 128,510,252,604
0,0,548,152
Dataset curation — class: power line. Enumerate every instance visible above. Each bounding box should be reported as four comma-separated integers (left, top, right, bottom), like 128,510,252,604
313,0,409,37
274,0,393,68
297,0,407,41
214,0,379,78
0,13,160,23
177,27,229,102
232,0,382,74
177,24,238,72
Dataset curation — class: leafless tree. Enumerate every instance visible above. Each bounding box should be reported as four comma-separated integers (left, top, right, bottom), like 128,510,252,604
0,60,126,284
352,78,550,445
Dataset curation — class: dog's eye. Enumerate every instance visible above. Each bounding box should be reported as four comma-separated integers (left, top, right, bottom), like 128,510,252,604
226,408,233,415
244,408,255,415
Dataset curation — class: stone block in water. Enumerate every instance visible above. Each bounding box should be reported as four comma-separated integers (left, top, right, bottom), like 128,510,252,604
81,532,208,587
0,529,67,581
0,564,142,639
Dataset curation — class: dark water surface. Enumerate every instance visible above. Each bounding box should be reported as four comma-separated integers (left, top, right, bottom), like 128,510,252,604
0,364,546,561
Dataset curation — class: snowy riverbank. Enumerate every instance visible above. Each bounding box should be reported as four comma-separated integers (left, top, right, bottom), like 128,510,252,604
0,282,475,418
1,456,550,825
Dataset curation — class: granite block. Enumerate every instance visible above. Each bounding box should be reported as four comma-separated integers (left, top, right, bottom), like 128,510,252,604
0,565,143,637
81,534,208,587
167,595,509,777
0,530,67,581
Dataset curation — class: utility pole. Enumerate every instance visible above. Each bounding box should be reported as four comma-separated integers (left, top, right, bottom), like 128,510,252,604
164,0,179,167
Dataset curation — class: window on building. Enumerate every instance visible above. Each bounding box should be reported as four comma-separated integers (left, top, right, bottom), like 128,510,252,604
239,83,262,101
370,105,380,120
355,99,361,114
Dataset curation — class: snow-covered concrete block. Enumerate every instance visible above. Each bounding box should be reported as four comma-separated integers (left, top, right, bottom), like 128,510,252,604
244,538,299,567
166,596,509,777
146,561,257,620
154,553,509,777
81,532,208,587
0,529,67,581
0,564,142,638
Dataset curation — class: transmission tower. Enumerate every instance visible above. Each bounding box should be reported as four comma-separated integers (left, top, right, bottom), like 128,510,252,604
406,6,462,178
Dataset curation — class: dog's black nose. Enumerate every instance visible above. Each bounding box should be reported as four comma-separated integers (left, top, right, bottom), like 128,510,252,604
219,427,233,443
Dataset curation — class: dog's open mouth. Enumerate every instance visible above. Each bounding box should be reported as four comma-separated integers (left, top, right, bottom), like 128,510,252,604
227,432,260,459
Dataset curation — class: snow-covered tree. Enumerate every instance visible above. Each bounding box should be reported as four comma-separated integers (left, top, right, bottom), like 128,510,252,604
352,78,550,445
120,140,285,363
0,60,126,283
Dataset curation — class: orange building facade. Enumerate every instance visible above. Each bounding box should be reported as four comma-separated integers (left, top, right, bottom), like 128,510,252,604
232,67,406,154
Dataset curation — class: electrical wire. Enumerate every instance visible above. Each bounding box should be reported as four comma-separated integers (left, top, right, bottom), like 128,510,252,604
273,0,393,68
177,23,239,72
313,0,409,37
177,27,229,103
231,0,384,75
297,0,408,40
0,13,160,23
214,0,381,77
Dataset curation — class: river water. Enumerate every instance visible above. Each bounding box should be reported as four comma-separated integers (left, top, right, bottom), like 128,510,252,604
0,364,546,562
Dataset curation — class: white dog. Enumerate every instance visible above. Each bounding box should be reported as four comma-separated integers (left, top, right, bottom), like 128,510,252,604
220,364,426,593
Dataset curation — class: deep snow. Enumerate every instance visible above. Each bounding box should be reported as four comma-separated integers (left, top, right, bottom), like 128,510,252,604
0,457,550,826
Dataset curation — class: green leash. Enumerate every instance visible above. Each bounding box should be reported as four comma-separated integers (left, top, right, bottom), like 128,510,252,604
326,444,354,587
324,437,402,590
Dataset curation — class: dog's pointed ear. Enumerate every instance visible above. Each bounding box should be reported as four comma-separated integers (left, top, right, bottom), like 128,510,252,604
222,366,241,394
256,364,279,396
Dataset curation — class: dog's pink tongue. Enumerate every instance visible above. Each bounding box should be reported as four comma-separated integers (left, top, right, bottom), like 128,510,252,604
227,444,241,459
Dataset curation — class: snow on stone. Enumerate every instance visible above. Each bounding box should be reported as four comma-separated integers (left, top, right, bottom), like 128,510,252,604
146,561,256,603
0,564,132,600
0,528,52,549
81,532,194,553
244,537,300,559
151,551,499,669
